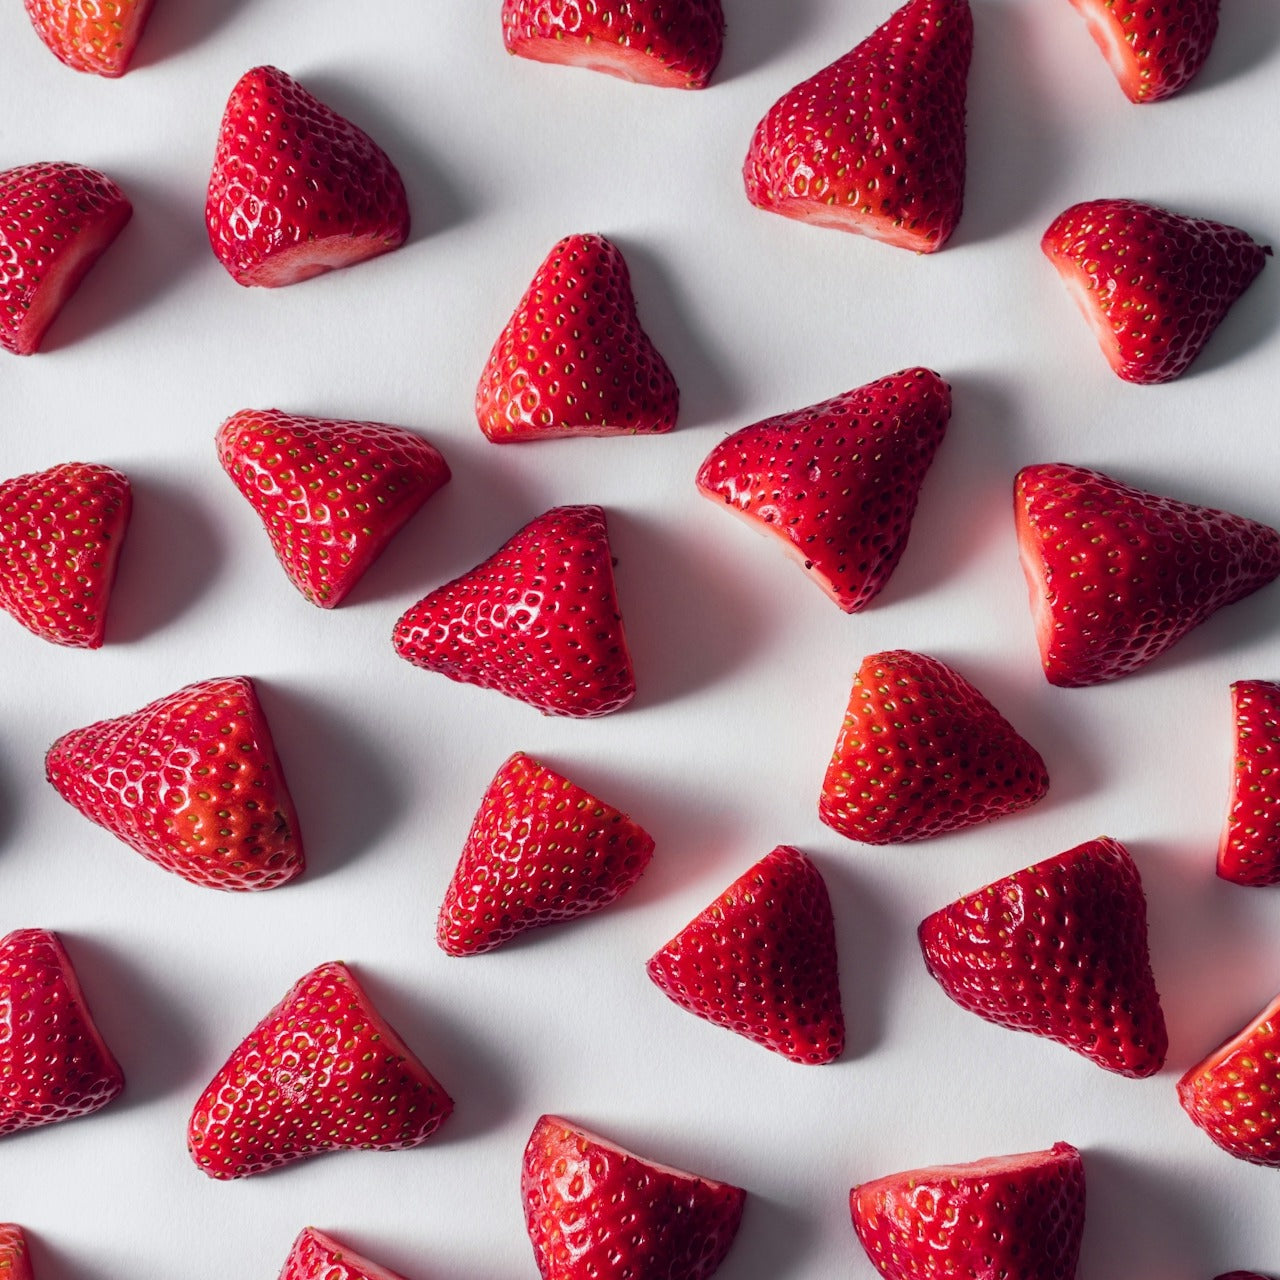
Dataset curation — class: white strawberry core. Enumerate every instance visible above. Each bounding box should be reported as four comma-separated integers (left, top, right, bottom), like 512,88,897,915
1071,0,1140,99
1014,499,1054,669
238,233,403,288
1053,259,1124,374
541,1115,736,1191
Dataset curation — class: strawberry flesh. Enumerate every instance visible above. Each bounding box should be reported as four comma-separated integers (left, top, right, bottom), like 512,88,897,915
280,1228,409,1280
22,0,155,76
1218,680,1280,886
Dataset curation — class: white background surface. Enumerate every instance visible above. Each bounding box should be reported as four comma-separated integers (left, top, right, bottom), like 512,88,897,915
2,1,1279,1276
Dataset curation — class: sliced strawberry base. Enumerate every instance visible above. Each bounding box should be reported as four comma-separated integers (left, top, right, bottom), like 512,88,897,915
754,193,946,253
23,0,156,77
1045,254,1129,379
505,32,709,88
1069,0,1144,100
1014,488,1057,674
283,1229,409,1280
234,231,406,288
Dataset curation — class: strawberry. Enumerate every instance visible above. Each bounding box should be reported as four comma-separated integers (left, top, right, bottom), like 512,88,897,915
647,845,845,1064
1178,991,1280,1167
819,650,1048,844
919,837,1168,1077
279,1228,408,1280
1218,680,1280,886
217,409,451,608
851,1143,1085,1280
0,1225,34,1280
438,752,654,956
743,0,972,252
0,162,132,355
22,0,154,77
1041,199,1270,383
393,505,636,718
522,1115,745,1280
1016,464,1280,687
0,928,124,1136
45,676,304,891
0,461,131,648
696,368,950,612
476,234,679,441
501,0,725,89
206,66,410,288
188,961,453,1179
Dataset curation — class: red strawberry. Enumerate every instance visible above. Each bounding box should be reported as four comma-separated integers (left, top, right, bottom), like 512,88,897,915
393,505,636,718
1016,464,1280,687
743,0,972,252
1178,991,1280,1167
851,1143,1085,1280
0,162,132,355
919,836,1168,1077
22,0,154,77
45,676,304,891
206,66,410,288
522,1115,745,1280
0,928,124,1137
0,1225,34,1280
647,845,845,1064
1218,680,1280,886
501,0,725,89
217,409,451,608
819,650,1048,844
696,368,950,612
279,1228,409,1280
476,234,679,441
0,461,131,648
438,752,654,956
1041,199,1270,383
188,961,453,1179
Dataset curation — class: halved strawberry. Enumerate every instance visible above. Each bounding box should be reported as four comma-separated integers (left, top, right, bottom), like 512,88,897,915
45,676,304,891
0,162,132,355
819,650,1048,844
1218,680,1280,886
743,0,972,251
0,1225,33,1280
919,836,1168,1077
279,1228,409,1280
522,1115,745,1280
22,0,155,77
1015,464,1280,687
188,961,453,1179
206,66,410,288
393,505,636,718
696,368,950,612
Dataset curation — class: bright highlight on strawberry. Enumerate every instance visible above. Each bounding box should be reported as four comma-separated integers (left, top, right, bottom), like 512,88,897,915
22,0,155,76
1219,680,1280,886
278,1228,410,1280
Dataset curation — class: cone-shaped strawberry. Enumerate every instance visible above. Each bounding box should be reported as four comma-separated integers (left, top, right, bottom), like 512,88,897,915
279,1228,410,1280
0,1225,34,1280
22,0,155,76
1219,680,1280,886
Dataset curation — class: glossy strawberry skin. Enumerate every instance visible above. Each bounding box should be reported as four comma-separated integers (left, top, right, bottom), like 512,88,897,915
206,66,410,288
523,1115,745,1280
22,0,155,76
279,1228,409,1280
744,0,972,252
0,929,124,1137
45,676,304,891
188,962,453,1180
393,505,636,718
820,650,1048,844
1016,464,1280,688
1218,681,1280,886
0,1225,34,1280
697,368,950,612
0,162,132,355
217,410,451,608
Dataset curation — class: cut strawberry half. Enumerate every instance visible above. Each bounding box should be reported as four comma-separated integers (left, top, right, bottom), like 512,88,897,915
0,1225,33,1280
1218,680,1280,886
279,1228,409,1280
22,0,155,76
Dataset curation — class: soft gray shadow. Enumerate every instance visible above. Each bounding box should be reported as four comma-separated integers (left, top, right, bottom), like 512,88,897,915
25,1233,119,1280
130,0,256,68
1181,237,1277,379
1187,0,1280,95
716,0,825,84
0,741,15,851
721,1191,820,1280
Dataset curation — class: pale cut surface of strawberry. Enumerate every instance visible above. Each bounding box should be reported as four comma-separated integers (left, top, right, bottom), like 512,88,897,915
217,409,451,608
0,461,131,647
501,0,725,89
438,752,654,955
647,845,845,1064
696,368,950,612
188,961,453,1180
1218,680,1280,886
476,234,679,441
45,676,304,891
1016,464,1280,687
919,836,1168,1077
22,0,155,76
0,162,132,355
820,650,1048,844
206,66,409,288
851,1143,1085,1280
0,929,124,1137
393,504,636,718
0,1224,34,1280
279,1228,410,1280
743,0,972,251
1041,198,1270,383
522,1115,745,1280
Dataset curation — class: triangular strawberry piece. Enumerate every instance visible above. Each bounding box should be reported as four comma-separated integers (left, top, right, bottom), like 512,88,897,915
697,368,950,612
476,234,679,441
0,1225,34,1280
45,676,305,891
743,0,972,251
920,836,1168,1076
22,0,155,77
1219,680,1280,886
647,845,845,1064
0,929,124,1137
1016,464,1280,687
393,505,636,718
438,752,654,955
0,461,131,647
280,1228,410,1280
820,650,1048,844
1041,199,1270,383
188,962,453,1179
